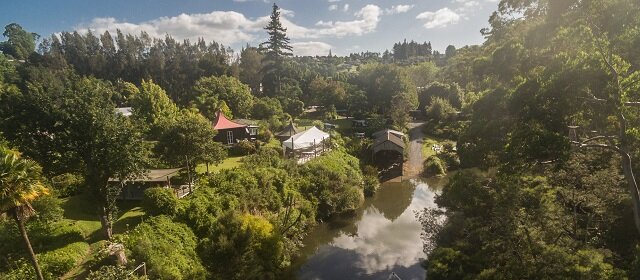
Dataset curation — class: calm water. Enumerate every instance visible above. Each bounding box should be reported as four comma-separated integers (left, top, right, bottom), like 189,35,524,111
292,177,446,280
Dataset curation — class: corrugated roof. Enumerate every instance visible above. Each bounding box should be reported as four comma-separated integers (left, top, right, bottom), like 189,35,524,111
109,168,182,182
213,110,246,130
373,130,405,150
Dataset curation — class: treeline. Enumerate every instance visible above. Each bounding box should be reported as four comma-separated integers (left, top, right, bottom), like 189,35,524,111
418,0,640,279
36,30,234,104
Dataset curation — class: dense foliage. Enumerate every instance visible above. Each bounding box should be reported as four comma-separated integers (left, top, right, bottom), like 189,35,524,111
418,0,640,279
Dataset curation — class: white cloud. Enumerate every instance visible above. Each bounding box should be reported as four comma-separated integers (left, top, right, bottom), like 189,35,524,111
76,5,382,48
312,5,382,37
328,0,341,2
75,12,264,46
328,4,338,11
455,0,480,15
343,4,350,12
416,8,461,29
385,4,415,15
291,41,332,56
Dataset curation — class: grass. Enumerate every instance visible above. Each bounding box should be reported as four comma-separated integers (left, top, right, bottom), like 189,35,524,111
195,156,245,174
56,193,147,279
422,135,456,159
60,194,146,240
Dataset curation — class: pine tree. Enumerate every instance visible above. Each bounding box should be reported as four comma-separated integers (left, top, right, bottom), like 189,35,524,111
260,3,293,97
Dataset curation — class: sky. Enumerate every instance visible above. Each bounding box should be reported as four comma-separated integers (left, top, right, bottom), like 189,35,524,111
0,0,499,56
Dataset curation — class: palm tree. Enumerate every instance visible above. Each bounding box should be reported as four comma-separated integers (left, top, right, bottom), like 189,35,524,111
0,146,48,280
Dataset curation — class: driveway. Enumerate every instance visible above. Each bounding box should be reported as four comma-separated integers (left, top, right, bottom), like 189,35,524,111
405,122,425,176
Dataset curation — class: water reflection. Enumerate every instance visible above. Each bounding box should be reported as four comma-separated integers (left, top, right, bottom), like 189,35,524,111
296,179,439,280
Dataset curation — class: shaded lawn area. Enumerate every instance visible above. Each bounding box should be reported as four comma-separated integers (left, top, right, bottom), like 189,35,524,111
195,156,245,174
60,193,146,241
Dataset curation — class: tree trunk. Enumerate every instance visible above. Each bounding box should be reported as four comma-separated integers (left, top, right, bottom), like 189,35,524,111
99,206,113,240
12,210,45,280
620,151,640,233
206,162,210,175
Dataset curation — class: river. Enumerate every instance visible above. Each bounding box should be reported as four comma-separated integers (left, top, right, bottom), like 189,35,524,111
291,176,447,280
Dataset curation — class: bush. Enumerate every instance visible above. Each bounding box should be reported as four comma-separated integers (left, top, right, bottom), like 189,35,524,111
31,194,64,224
424,156,447,176
124,216,206,280
87,265,143,280
51,173,84,197
362,165,380,197
198,212,286,280
142,187,180,217
232,140,258,156
438,151,460,171
2,241,90,280
425,97,457,123
38,242,90,277
301,151,365,219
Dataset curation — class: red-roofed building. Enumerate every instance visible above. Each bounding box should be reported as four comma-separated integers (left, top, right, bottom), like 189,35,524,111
212,110,249,144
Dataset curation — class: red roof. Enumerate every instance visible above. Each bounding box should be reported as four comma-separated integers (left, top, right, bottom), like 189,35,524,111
212,110,246,130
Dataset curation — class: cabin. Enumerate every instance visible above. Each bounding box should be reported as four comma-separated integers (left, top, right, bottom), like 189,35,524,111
212,110,249,145
372,129,406,180
110,168,191,200
233,119,260,141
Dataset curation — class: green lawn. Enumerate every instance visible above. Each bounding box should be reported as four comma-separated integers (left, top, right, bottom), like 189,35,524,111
195,156,245,174
57,193,147,279
61,194,146,240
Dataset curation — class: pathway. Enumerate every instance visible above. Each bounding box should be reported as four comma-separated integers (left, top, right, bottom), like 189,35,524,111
405,122,425,176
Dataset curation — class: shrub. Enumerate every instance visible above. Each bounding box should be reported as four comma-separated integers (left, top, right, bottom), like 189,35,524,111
38,242,90,277
424,156,447,176
31,194,64,224
301,151,365,219
198,212,286,280
51,173,84,197
425,97,457,123
232,140,258,156
124,216,206,280
142,187,180,217
2,241,90,280
362,165,380,197
438,151,460,171
87,265,143,280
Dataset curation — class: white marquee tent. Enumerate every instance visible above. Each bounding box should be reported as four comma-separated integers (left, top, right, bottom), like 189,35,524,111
282,126,330,150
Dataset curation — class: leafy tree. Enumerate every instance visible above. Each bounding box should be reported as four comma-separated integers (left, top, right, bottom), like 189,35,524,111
0,147,48,280
0,73,148,240
0,23,38,60
155,110,226,173
354,64,417,115
129,80,180,139
260,3,293,97
252,97,284,120
425,97,457,123
239,46,264,95
192,75,254,119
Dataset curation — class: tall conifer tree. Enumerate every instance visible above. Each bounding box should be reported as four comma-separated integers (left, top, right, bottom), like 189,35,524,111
260,3,293,97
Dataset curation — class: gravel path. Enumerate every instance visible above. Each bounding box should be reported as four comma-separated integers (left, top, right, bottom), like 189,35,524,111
405,122,425,176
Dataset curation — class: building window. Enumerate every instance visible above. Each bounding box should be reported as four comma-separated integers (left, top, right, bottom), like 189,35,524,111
227,131,234,144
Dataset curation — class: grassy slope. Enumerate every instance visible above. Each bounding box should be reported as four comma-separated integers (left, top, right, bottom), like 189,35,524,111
59,194,146,279
195,156,245,174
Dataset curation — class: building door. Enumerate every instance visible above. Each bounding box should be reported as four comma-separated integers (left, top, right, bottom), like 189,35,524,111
227,131,234,144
